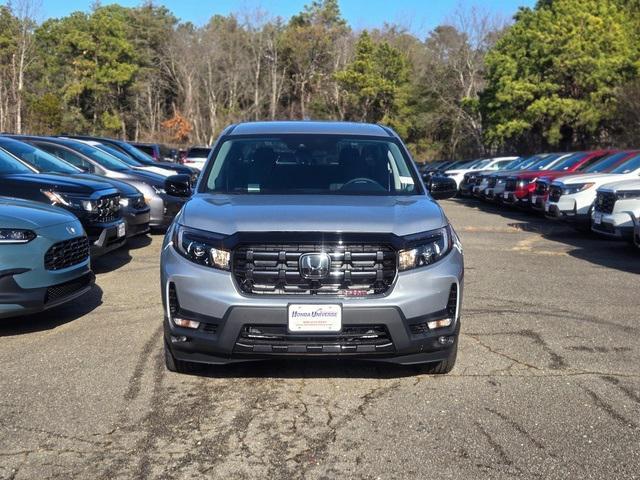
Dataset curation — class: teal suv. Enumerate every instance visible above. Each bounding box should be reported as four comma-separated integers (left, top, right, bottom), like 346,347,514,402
0,197,94,319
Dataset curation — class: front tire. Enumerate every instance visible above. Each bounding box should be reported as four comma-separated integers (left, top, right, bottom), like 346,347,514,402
415,341,458,375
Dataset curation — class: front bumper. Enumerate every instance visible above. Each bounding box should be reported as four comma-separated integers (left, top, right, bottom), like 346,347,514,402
0,270,94,319
86,219,127,257
161,242,464,366
123,206,151,238
591,210,638,241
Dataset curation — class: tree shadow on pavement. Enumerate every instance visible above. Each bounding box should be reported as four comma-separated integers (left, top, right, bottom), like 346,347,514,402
92,234,152,274
454,198,640,275
0,284,103,337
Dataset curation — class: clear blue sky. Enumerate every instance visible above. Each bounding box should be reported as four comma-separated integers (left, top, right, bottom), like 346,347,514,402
31,0,535,36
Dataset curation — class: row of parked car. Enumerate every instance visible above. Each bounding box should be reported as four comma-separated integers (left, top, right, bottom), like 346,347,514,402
131,142,211,171
421,151,640,247
0,134,200,319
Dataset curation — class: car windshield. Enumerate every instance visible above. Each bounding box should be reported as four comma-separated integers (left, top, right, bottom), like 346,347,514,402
187,148,211,159
611,154,640,174
0,140,79,174
94,144,143,167
117,142,155,165
471,159,491,169
532,154,563,170
202,135,422,196
0,149,33,174
548,152,587,171
583,152,630,173
64,142,131,171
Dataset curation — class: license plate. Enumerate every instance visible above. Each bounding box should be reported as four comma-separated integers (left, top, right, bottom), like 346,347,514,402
288,304,341,333
594,212,602,225
117,222,126,238
503,192,509,199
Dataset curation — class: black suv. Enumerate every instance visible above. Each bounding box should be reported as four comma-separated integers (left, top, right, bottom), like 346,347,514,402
0,148,126,256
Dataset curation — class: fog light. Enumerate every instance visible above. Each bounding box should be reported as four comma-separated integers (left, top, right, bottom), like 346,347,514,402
170,335,188,343
173,317,200,329
438,336,455,345
427,318,452,329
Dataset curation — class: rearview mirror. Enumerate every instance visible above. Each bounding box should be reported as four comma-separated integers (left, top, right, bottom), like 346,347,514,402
165,174,192,198
426,175,458,200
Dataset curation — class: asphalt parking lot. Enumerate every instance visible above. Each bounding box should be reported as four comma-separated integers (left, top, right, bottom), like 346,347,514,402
1,199,639,480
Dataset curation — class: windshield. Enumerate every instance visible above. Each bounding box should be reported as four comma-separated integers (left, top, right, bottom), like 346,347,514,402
117,142,155,165
202,135,422,196
548,152,587,171
611,154,640,174
96,144,143,167
531,154,563,170
585,152,634,173
0,149,33,174
64,142,131,171
0,140,79,174
187,148,211,159
471,159,492,169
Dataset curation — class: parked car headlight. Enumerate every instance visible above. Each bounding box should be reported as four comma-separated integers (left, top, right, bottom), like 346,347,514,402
398,226,453,271
173,225,230,270
119,198,130,208
0,229,36,244
617,190,640,200
562,183,594,195
41,190,94,211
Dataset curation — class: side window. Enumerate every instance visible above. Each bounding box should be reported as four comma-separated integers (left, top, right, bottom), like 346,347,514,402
41,144,94,172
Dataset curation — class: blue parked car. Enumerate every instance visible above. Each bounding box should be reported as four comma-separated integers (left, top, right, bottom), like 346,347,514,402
0,197,94,319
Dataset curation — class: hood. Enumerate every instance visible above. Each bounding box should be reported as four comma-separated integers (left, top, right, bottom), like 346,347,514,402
552,172,632,186
3,172,115,195
73,174,139,196
598,178,640,193
517,169,575,181
0,196,76,229
181,194,447,237
445,168,476,175
134,166,172,177
154,161,194,174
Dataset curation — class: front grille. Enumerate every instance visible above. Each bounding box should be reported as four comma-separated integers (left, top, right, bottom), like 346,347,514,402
595,191,616,214
233,243,397,296
44,236,90,271
488,177,498,188
44,273,92,304
89,194,121,223
505,178,517,192
549,185,563,202
234,324,394,354
475,176,484,186
130,195,147,210
535,181,548,195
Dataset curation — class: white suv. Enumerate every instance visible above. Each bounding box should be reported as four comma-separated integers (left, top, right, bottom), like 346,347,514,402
546,153,640,229
445,157,515,190
592,179,640,246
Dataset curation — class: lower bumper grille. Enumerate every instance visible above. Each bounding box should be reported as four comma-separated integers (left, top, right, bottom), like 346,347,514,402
234,324,394,354
505,179,517,192
44,273,92,304
535,181,548,195
595,192,616,214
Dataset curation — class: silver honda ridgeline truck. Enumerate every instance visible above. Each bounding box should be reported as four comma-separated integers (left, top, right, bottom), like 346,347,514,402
161,121,463,374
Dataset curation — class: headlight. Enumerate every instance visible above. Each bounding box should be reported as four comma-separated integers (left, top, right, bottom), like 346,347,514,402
152,186,166,195
172,225,230,270
119,198,130,207
398,226,453,271
0,229,36,244
562,183,594,195
42,190,94,211
617,190,640,200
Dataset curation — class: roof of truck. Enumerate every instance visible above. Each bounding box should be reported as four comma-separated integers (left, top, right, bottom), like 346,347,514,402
225,121,394,137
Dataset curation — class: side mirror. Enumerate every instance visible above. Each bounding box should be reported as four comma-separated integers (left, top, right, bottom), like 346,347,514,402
427,175,458,200
165,174,192,198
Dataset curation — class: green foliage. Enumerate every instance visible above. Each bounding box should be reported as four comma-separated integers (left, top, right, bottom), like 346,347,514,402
335,31,410,124
481,0,640,151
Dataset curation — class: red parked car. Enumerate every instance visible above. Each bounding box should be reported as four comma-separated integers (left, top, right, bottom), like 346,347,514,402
502,150,613,208
531,150,640,211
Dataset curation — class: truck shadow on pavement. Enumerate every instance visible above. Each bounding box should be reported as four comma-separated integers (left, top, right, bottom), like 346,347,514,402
190,359,422,379
0,284,103,337
453,198,640,275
